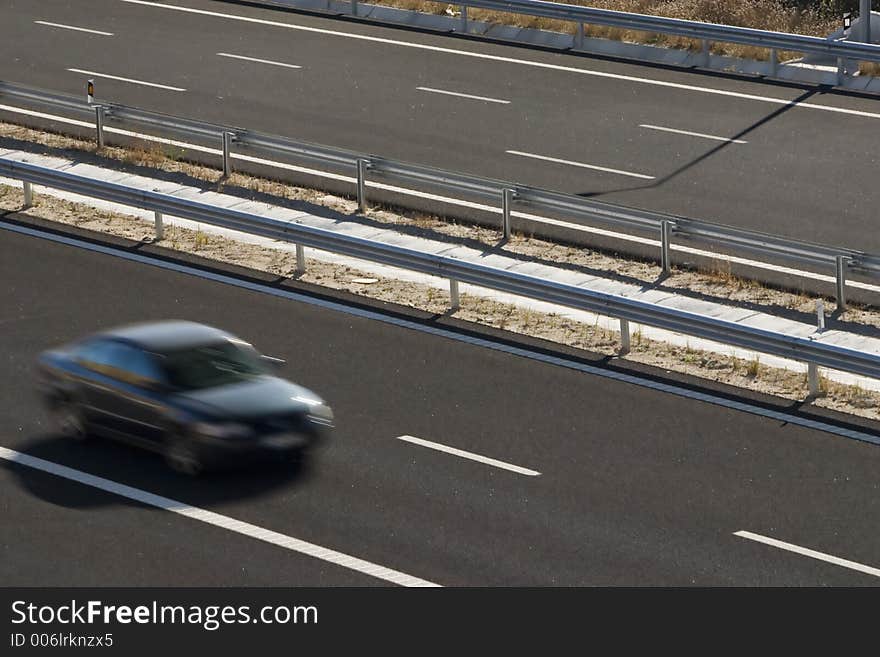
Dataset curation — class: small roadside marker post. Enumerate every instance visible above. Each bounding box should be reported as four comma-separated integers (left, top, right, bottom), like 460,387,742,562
87,79,94,105
94,104,105,148
808,299,825,396
449,279,460,311
154,211,164,240
619,318,631,356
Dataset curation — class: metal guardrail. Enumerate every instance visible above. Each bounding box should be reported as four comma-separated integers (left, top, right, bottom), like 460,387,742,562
251,0,880,73
463,1,880,59
3,157,880,391
2,79,879,312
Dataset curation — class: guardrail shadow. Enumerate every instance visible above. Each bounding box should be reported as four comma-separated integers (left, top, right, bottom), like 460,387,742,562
416,309,880,440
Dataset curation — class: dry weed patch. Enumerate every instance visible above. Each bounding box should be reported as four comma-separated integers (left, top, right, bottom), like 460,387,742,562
375,0,837,61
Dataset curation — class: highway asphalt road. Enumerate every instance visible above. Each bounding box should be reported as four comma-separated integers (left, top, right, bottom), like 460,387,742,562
1,221,879,586
0,0,879,251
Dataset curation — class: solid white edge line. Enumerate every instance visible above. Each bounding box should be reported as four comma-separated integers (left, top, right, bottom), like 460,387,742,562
0,445,441,587
416,87,510,104
1,221,878,449
506,150,655,180
734,530,880,578
217,53,303,69
34,21,114,36
639,124,748,144
2,102,880,298
66,69,186,92
117,0,880,120
396,435,541,476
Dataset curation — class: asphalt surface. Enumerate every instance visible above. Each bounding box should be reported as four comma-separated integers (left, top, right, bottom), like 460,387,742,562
1,222,879,585
1,0,879,251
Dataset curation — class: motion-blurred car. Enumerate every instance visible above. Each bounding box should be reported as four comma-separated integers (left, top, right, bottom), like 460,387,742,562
36,320,334,474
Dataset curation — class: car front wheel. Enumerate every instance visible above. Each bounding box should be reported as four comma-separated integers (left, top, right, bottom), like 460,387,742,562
51,401,88,441
164,439,203,476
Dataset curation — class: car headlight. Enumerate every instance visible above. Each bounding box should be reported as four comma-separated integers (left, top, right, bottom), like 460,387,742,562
193,422,254,439
306,404,334,427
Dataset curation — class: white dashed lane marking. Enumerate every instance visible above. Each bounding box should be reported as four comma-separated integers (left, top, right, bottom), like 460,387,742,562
397,435,541,476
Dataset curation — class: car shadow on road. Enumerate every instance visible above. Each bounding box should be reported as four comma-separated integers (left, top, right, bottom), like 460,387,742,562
6,432,313,512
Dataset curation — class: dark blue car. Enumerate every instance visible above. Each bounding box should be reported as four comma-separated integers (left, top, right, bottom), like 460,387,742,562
36,320,334,475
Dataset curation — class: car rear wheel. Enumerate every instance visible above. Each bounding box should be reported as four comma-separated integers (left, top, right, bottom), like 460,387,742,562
51,401,88,441
165,439,203,476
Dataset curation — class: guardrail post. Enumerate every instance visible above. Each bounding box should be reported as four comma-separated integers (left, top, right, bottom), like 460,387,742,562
94,104,106,149
807,362,820,396
816,299,825,332
351,0,358,17
619,318,631,356
22,181,33,209
502,188,515,239
154,211,164,240
295,244,306,275
701,39,711,67
222,131,234,177
357,158,369,213
837,56,846,85
768,49,778,78
575,23,585,50
460,6,468,33
835,255,848,311
449,279,460,311
660,220,672,274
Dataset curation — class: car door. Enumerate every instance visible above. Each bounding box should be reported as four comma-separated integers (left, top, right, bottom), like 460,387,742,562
74,340,167,445
73,338,131,435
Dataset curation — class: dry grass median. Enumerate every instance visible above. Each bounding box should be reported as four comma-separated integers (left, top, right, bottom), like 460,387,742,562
382,0,843,61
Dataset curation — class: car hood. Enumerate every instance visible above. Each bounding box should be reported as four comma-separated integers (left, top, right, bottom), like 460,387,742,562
173,376,326,420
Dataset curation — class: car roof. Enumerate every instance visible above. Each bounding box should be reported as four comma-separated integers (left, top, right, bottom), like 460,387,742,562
94,320,244,352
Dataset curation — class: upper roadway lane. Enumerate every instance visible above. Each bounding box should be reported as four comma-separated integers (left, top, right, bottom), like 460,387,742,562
0,0,878,250
1,222,878,585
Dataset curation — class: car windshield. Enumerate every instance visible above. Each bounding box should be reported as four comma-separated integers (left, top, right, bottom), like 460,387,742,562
159,340,268,390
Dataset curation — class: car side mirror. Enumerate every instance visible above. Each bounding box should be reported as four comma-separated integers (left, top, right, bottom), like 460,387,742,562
261,355,286,371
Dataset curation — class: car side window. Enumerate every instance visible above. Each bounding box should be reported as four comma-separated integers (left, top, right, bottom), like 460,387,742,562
135,352,167,387
115,346,165,387
74,339,119,374
76,340,164,387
